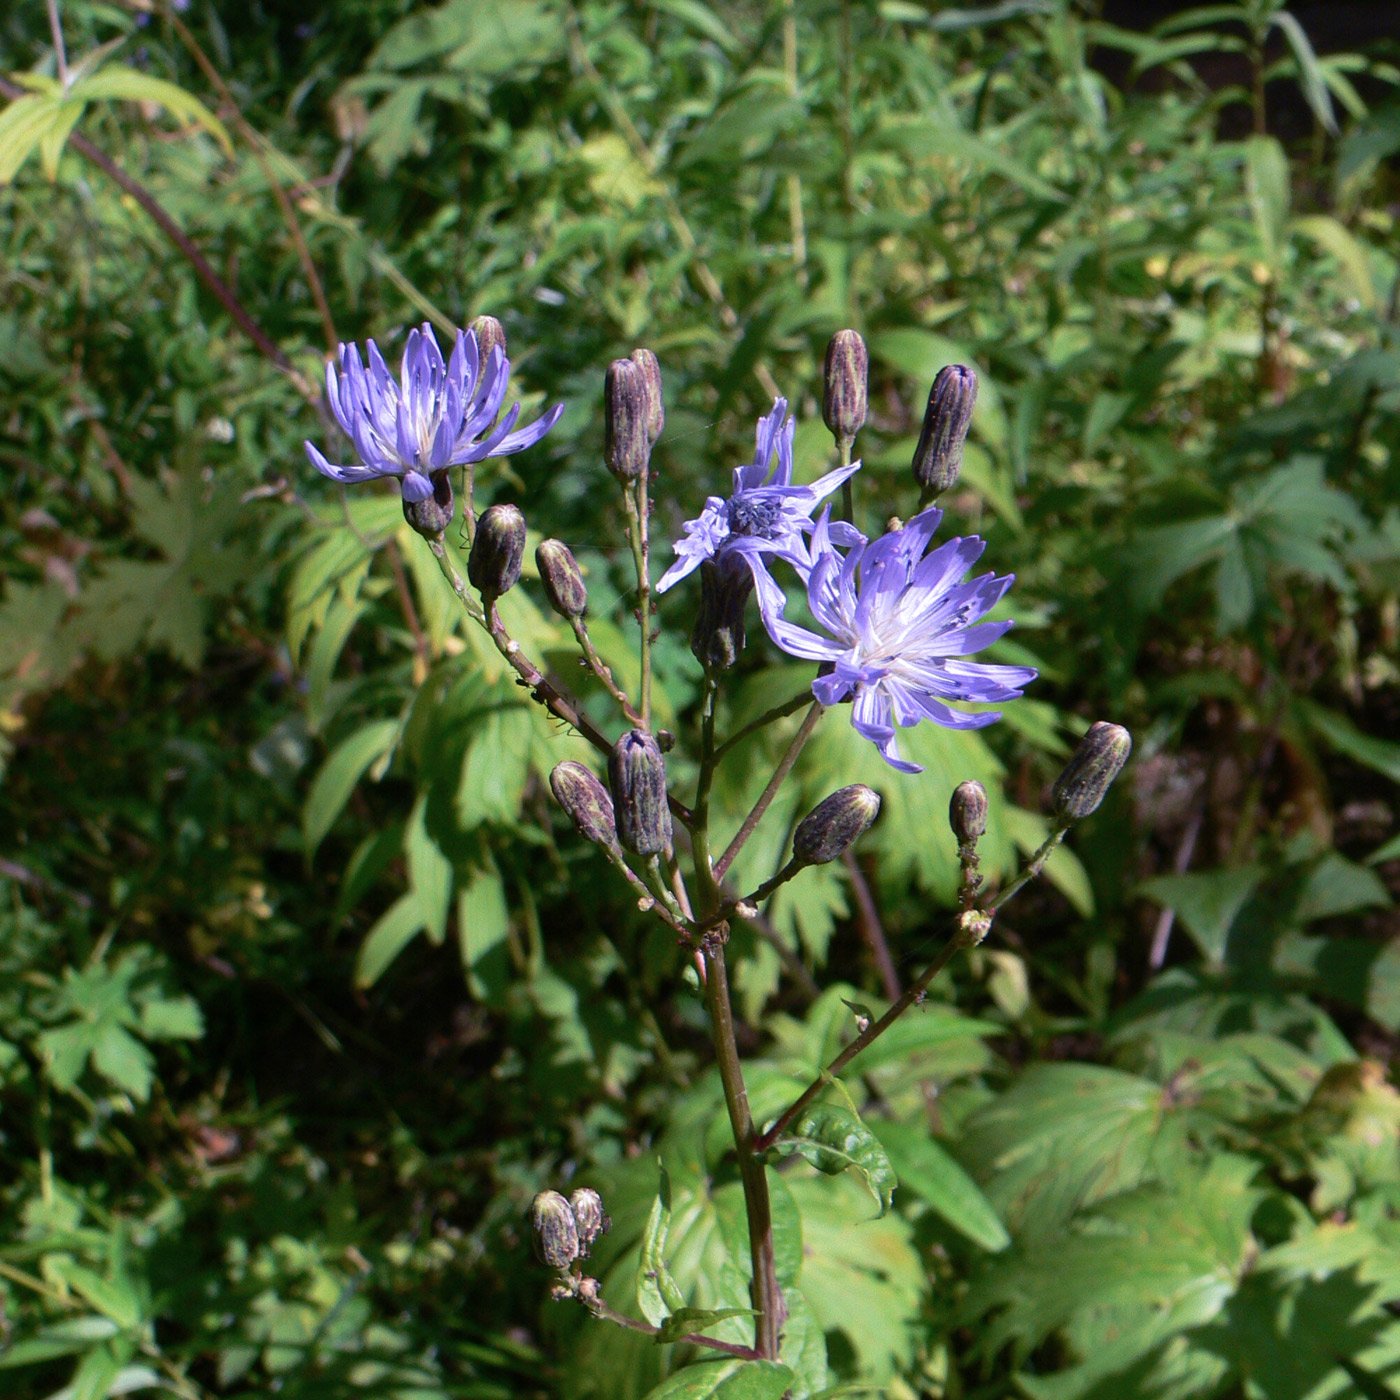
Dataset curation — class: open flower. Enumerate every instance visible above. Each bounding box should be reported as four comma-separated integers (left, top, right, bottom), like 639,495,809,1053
656,398,862,594
755,507,1036,772
305,322,563,506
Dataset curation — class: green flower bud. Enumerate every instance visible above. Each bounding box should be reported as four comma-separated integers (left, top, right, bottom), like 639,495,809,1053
468,503,526,598
549,761,618,849
604,358,650,481
912,364,978,496
690,555,752,673
823,329,868,448
469,314,507,363
569,1187,611,1256
793,784,882,866
949,780,988,845
536,538,588,619
530,1190,579,1271
608,729,672,856
401,469,455,539
630,348,665,445
1053,722,1133,821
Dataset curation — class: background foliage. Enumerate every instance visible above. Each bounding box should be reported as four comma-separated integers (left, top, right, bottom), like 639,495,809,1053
3,0,1400,1395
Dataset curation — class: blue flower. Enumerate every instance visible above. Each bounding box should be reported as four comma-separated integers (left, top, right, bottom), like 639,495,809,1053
655,398,862,594
305,322,563,505
754,507,1037,773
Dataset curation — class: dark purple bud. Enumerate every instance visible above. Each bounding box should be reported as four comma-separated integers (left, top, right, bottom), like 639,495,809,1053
569,1188,611,1256
530,1190,579,1270
793,785,882,866
912,364,978,496
401,469,454,539
949,780,988,845
468,503,526,597
604,358,650,481
690,554,753,673
608,729,672,856
550,762,618,849
1053,722,1132,820
469,315,506,363
536,538,587,619
823,329,868,448
630,348,665,445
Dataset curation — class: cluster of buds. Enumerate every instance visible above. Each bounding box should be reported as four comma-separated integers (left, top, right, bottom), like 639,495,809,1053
530,1186,612,1272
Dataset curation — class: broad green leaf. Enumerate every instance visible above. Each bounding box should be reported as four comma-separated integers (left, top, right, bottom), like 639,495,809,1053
406,794,452,944
1300,701,1400,786
640,1361,796,1400
1244,135,1290,268
872,1119,1010,1251
352,892,424,988
0,1316,120,1369
47,1262,143,1330
651,0,741,52
0,92,64,184
136,996,203,1041
1292,214,1375,309
303,719,398,855
37,98,84,180
457,862,509,1002
1139,867,1264,965
768,1103,896,1217
1269,9,1337,135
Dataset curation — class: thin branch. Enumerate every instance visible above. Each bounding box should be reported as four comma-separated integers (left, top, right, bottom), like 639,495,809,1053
47,0,69,88
586,1297,762,1362
844,850,900,1001
570,616,642,724
712,688,813,763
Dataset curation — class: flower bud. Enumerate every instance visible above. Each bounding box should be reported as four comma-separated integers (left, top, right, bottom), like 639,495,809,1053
793,785,882,866
1053,722,1133,821
823,329,868,448
949,780,988,845
469,314,506,364
630,348,665,445
468,503,526,597
604,358,650,481
690,554,752,673
608,729,673,856
550,761,618,849
536,538,588,619
401,469,455,539
530,1190,580,1271
912,364,978,496
569,1188,611,1256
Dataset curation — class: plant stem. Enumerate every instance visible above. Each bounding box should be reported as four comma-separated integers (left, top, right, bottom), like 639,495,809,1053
987,823,1068,912
46,0,68,88
703,944,782,1358
712,689,813,763
714,702,824,880
782,0,807,289
570,616,642,723
843,851,900,1001
839,437,854,523
635,476,654,727
587,1296,762,1362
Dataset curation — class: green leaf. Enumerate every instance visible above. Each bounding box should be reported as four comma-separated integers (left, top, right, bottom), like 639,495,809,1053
640,1361,796,1400
1300,701,1400,786
768,1104,896,1217
1244,135,1290,268
1292,214,1375,309
1269,9,1337,136
0,1316,120,1369
136,995,203,1041
651,0,741,52
638,1162,688,1327
877,115,1068,203
37,98,85,180
457,862,510,1002
872,1119,1010,1251
353,893,424,989
1138,867,1264,964
654,1308,757,1344
0,92,65,184
406,795,452,945
303,719,398,855
74,69,233,154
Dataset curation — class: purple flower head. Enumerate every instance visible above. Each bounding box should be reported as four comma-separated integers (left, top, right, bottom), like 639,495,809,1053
655,398,862,594
305,322,563,506
755,507,1037,773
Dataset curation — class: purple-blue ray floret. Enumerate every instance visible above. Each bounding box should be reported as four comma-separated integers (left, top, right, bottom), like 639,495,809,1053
755,506,1037,773
304,322,563,504
655,398,863,594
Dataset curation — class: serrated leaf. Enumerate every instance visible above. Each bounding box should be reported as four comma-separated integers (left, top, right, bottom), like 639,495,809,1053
303,719,398,855
872,1119,1010,1251
769,1104,896,1217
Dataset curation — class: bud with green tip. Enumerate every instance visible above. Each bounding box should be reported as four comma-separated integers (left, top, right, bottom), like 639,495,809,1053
608,729,673,856
690,554,752,673
912,364,978,497
530,1190,580,1271
1053,722,1132,821
550,762,618,849
401,469,455,539
569,1187,611,1256
469,314,506,363
468,503,526,597
793,785,882,866
823,329,868,449
536,538,588,619
630,348,665,445
950,780,988,845
604,358,650,481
